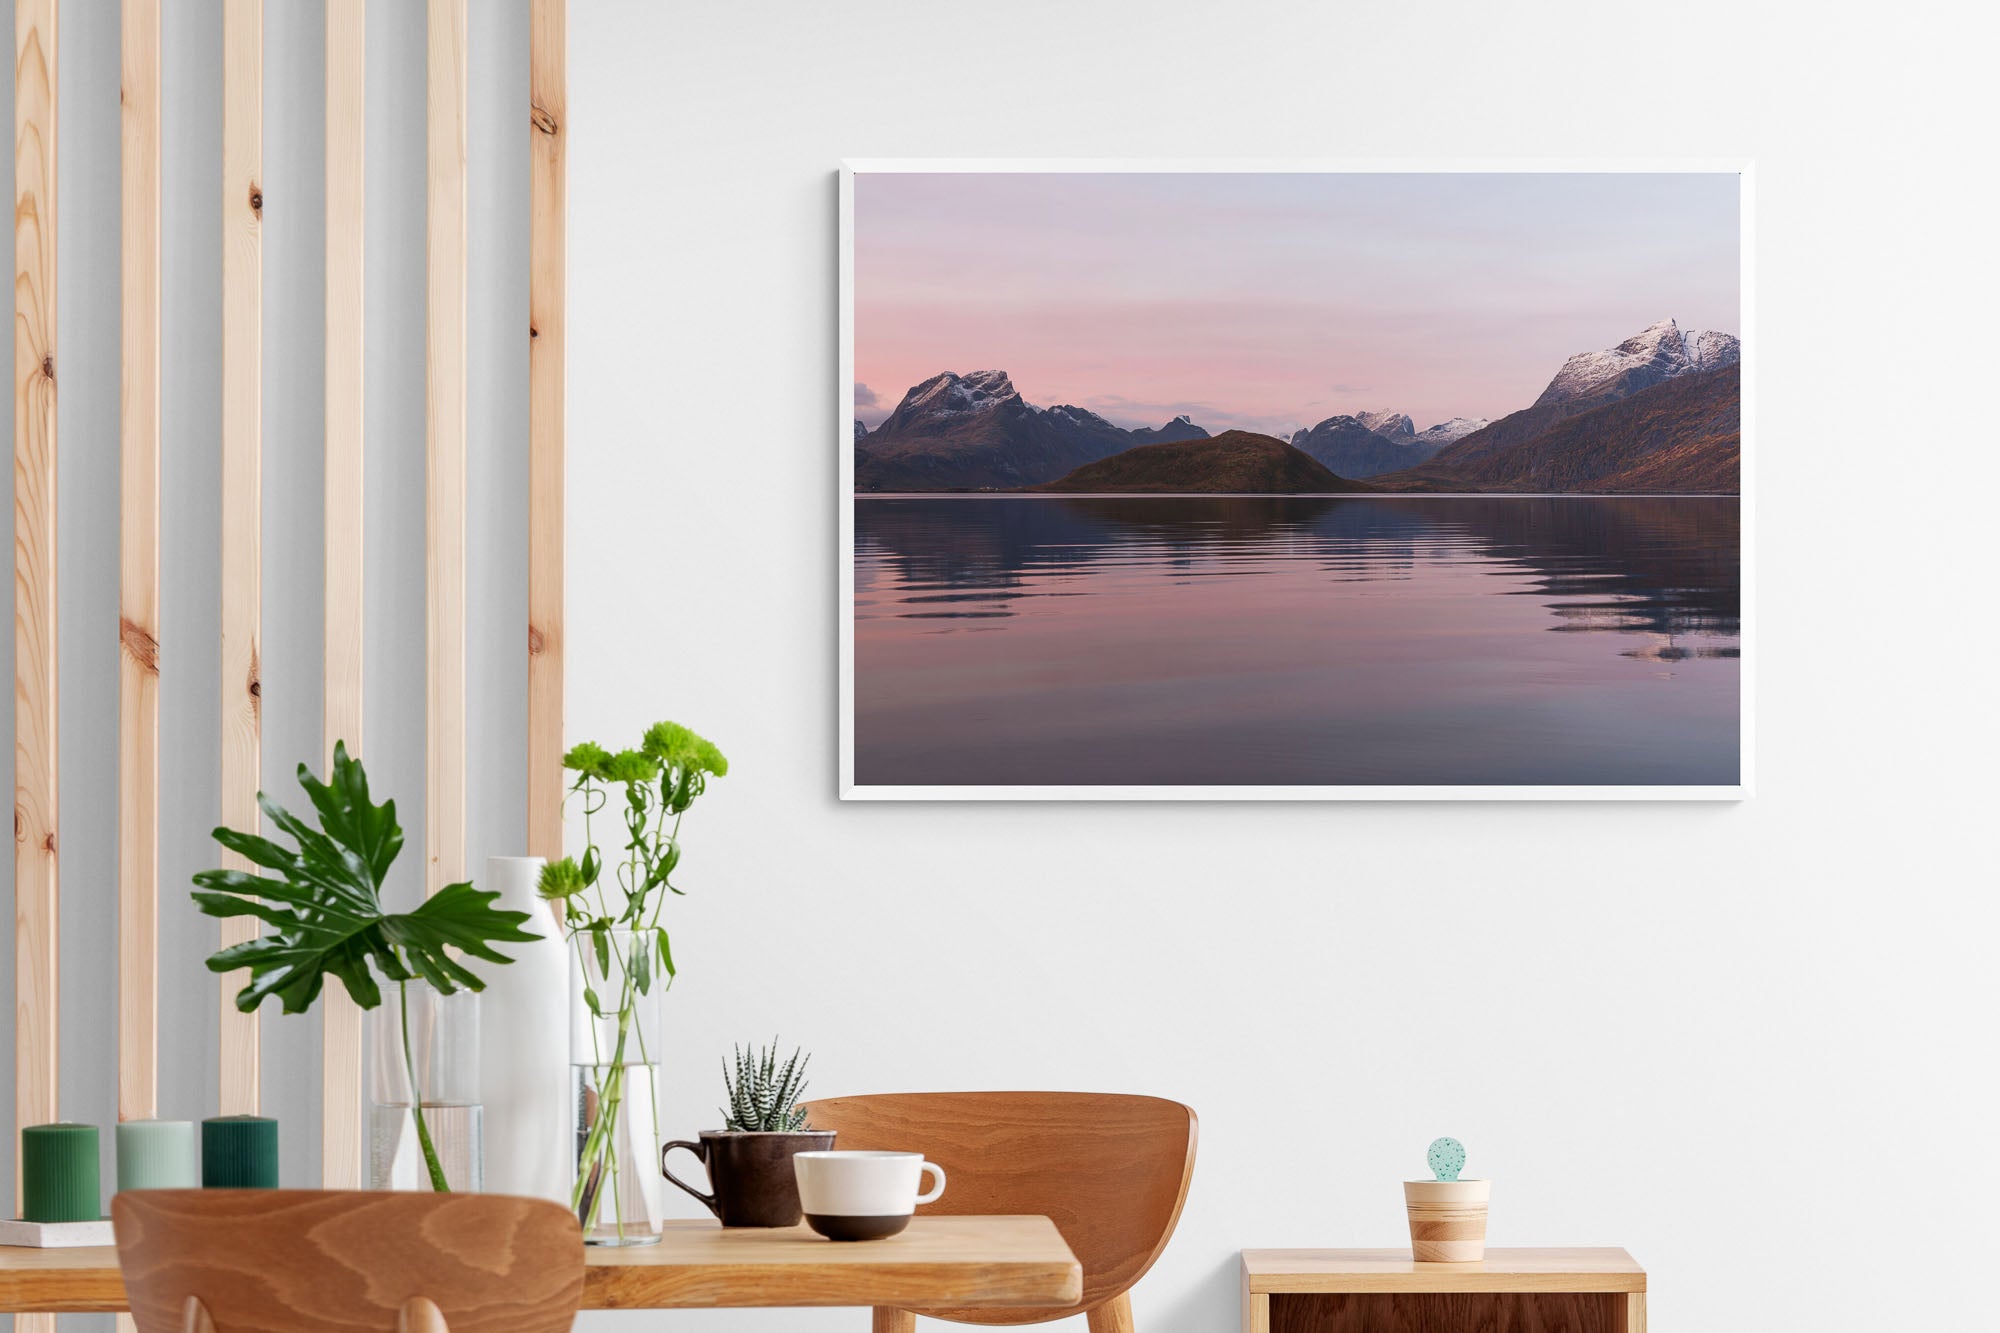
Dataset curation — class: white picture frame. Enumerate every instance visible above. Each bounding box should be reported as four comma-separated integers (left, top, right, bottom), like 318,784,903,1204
840,159,1754,801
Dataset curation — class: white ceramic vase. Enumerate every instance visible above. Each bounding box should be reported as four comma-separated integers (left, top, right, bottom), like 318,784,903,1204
477,856,571,1203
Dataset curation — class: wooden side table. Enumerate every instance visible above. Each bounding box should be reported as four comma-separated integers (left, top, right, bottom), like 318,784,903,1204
1242,1248,1646,1332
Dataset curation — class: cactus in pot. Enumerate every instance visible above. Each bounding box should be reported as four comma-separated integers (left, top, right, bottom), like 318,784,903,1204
661,1041,834,1227
722,1043,814,1132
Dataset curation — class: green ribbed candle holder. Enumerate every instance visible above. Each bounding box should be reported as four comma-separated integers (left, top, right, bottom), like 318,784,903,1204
22,1123,100,1222
202,1116,279,1189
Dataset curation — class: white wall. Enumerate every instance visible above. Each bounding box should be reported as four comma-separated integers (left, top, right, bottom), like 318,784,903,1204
566,1,1997,1331
0,1,1993,1331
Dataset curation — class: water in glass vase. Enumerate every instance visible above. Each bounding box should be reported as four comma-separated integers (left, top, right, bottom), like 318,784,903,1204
572,1059,663,1245
368,1102,485,1192
368,979,484,1191
570,928,667,1244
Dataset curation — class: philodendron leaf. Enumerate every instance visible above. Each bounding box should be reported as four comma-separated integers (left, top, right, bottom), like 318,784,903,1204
191,742,534,1015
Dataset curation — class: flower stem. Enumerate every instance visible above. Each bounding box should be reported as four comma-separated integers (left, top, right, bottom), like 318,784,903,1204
399,977,452,1192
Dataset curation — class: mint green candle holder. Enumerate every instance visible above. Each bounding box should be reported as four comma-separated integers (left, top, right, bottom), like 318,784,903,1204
117,1119,200,1191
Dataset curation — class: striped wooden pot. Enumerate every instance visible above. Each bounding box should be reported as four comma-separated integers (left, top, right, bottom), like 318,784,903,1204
1404,1178,1491,1262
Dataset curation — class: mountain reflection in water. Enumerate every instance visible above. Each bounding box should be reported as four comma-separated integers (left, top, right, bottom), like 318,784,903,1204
854,496,1740,787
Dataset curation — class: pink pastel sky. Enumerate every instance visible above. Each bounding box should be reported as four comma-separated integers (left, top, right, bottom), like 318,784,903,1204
854,172,1740,437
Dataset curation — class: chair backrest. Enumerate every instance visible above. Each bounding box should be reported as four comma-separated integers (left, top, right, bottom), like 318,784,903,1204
800,1092,1196,1326
113,1189,585,1333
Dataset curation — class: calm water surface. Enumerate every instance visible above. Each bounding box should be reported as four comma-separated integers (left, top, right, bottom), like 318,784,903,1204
853,496,1740,786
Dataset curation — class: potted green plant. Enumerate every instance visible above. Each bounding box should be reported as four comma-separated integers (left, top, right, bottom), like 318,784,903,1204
538,721,729,1245
1405,1136,1490,1262
662,1043,833,1227
191,743,539,1192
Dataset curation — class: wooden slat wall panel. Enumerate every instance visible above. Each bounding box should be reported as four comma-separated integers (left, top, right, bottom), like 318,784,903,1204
321,0,367,1188
527,0,565,863
13,4,58,1330
427,0,468,896
218,0,264,1116
119,0,163,1133
1,0,569,1227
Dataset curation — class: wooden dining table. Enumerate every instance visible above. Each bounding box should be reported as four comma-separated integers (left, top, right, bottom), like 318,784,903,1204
0,1215,1083,1315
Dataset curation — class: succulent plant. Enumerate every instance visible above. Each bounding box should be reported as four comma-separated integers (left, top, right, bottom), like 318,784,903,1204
1427,1136,1466,1181
721,1040,814,1132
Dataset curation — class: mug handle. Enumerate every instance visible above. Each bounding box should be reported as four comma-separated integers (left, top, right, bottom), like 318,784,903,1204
661,1139,720,1218
915,1160,947,1206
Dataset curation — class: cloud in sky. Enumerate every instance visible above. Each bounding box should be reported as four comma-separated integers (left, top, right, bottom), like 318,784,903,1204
854,171,1740,432
853,382,879,407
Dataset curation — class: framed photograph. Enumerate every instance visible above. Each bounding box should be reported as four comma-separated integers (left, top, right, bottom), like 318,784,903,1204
841,161,1750,800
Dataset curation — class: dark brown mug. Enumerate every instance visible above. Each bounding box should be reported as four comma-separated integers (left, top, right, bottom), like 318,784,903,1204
662,1129,836,1227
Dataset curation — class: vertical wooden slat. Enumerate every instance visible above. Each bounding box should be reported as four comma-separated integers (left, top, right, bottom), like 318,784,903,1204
12,0,59,1176
321,0,367,1188
427,0,467,895
218,0,264,1116
119,0,162,1126
13,4,58,1331
527,0,565,863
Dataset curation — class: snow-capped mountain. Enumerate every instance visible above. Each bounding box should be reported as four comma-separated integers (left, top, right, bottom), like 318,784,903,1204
1411,417,1489,448
1290,415,1446,479
1355,410,1415,439
1684,328,1741,373
1382,320,1744,493
856,370,1213,490
1126,412,1211,446
853,419,868,443
873,369,1023,433
1534,319,1740,409
1287,409,1488,478
1045,403,1118,433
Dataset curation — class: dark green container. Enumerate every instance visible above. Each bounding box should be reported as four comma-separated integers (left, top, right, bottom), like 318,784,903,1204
22,1122,100,1222
201,1115,279,1188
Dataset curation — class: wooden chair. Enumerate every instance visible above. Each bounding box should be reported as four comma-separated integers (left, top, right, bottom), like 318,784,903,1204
112,1189,585,1333
800,1092,1196,1333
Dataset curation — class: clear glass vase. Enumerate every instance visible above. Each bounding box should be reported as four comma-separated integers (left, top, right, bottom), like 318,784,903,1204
369,979,483,1192
571,929,664,1245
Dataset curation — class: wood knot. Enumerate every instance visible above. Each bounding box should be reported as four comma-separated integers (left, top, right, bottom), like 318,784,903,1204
528,625,545,655
248,645,262,719
43,832,56,854
121,617,161,674
531,105,559,137
529,324,540,341
13,810,20,841
249,184,263,217
40,354,54,381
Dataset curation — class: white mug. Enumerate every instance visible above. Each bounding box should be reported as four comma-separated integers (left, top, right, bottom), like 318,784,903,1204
793,1150,947,1241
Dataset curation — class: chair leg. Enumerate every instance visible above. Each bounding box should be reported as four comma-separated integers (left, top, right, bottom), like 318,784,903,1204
872,1309,917,1333
398,1298,449,1333
1087,1292,1135,1333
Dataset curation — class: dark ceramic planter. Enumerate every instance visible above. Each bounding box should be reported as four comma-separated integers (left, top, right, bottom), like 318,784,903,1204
662,1129,835,1227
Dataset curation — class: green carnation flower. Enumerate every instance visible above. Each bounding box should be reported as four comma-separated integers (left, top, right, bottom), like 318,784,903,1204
643,721,729,778
562,741,613,780
538,856,587,900
602,748,659,785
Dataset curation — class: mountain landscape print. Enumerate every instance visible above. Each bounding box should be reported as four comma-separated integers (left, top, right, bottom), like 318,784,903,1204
844,167,1744,795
